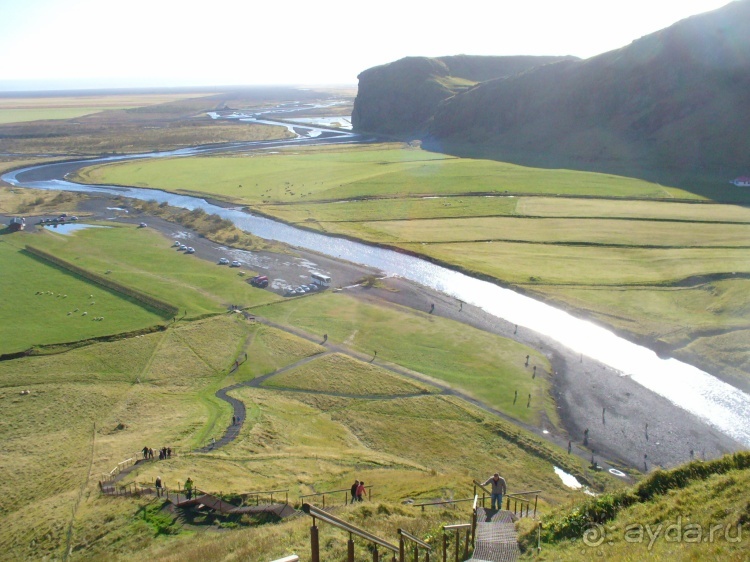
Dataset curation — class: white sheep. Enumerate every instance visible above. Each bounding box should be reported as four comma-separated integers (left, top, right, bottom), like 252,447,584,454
82,312,87,316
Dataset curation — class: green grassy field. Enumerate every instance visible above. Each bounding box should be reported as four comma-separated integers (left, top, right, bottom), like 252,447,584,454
253,292,555,427
0,236,167,354
262,352,439,395
73,144,696,204
73,142,748,384
8,222,281,324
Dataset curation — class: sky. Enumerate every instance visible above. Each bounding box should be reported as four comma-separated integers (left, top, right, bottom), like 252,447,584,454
0,0,737,91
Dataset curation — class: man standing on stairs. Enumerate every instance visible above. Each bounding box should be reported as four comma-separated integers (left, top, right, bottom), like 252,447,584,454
483,472,507,511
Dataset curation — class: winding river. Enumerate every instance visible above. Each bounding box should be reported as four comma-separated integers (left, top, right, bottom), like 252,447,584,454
5,126,750,448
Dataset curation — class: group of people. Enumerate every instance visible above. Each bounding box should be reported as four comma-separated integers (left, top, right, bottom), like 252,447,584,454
349,479,367,503
142,446,172,460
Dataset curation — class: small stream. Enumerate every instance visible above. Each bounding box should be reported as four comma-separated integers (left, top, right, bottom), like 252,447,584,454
4,131,750,448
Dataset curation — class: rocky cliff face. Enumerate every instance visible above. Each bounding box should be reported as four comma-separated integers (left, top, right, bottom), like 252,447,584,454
352,55,575,136
428,0,750,176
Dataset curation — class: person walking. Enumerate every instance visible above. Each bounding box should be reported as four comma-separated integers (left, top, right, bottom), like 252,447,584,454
356,480,366,502
350,479,359,504
483,473,507,510
184,477,194,500
155,476,163,498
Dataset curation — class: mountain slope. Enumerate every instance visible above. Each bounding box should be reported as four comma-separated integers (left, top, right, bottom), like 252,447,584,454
427,0,750,181
351,54,576,136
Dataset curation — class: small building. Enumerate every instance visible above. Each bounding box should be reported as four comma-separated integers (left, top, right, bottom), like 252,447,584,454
730,176,750,187
8,217,25,232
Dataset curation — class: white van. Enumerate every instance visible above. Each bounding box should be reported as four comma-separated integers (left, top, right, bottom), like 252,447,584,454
310,272,331,287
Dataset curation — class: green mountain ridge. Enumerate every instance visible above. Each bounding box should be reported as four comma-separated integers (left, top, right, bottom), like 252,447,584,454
354,1,750,192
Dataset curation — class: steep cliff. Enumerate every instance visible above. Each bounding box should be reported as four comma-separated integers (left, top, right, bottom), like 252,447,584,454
427,0,750,177
351,55,575,136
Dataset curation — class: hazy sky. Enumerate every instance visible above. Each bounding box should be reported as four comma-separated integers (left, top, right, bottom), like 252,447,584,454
0,0,736,91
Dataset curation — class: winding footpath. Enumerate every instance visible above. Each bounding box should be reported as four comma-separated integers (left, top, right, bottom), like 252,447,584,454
200,312,631,480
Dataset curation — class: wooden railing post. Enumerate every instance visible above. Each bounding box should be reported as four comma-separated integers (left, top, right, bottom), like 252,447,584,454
534,494,538,518
310,519,320,562
413,544,418,562
442,533,447,562
373,547,379,562
454,531,459,562
399,536,405,562
348,535,354,562
463,529,470,560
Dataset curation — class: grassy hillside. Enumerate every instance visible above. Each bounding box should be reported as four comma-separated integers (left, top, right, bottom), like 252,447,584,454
521,452,750,560
427,1,750,196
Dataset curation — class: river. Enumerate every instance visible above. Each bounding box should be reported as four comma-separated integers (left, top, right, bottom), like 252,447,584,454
4,128,750,448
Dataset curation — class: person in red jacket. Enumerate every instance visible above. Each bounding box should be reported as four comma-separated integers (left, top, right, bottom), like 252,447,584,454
356,480,366,502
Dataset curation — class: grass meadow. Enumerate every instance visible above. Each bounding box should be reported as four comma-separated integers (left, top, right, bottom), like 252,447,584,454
253,292,556,427
72,143,750,383
0,236,166,354
10,222,281,322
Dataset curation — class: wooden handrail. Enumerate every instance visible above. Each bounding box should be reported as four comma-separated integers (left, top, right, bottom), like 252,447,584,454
506,489,542,498
442,524,471,562
413,497,474,511
299,485,372,507
398,528,431,550
303,503,398,554
472,480,492,496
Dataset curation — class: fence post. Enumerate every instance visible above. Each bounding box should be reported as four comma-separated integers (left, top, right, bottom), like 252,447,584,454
399,536,405,562
310,519,320,562
442,532,447,562
373,548,379,562
348,535,355,562
505,496,509,511
534,495,538,518
463,529,470,560
413,544,418,562
454,531,459,562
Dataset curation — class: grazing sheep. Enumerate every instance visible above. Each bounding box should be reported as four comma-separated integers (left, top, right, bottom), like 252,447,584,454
67,312,71,316
90,301,95,305
74,308,79,312
82,312,87,316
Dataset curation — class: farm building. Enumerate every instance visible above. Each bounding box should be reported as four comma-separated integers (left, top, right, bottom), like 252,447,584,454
730,176,750,187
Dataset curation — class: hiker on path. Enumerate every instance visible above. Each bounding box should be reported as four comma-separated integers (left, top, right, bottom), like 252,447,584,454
148,448,154,459
167,447,171,458
483,473,507,510
142,446,149,459
155,476,163,497
184,477,194,500
356,480,366,502
350,479,359,504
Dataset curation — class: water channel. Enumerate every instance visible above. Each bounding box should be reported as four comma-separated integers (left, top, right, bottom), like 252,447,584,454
5,128,750,448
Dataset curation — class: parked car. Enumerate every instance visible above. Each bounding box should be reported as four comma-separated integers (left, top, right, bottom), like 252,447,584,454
173,241,181,247
230,260,241,267
250,275,269,288
179,245,188,251
138,222,147,228
218,258,230,265
186,247,195,254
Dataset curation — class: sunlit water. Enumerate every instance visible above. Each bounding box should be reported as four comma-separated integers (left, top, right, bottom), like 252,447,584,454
5,139,750,447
